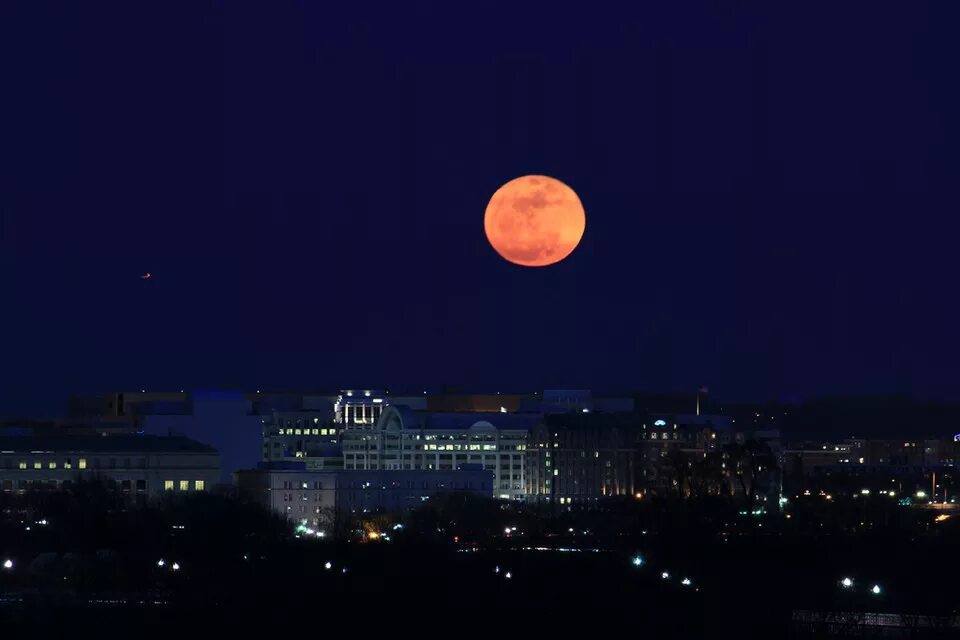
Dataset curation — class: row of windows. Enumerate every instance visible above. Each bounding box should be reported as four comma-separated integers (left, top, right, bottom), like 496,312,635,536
162,480,206,491
6,458,89,470
274,428,339,436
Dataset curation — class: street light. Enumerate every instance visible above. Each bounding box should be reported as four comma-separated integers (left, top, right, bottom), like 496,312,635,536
871,584,882,595
2,559,12,570
841,577,854,589
661,571,671,580
632,556,644,567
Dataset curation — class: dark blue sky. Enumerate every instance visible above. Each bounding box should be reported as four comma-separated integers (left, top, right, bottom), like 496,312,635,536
3,2,958,415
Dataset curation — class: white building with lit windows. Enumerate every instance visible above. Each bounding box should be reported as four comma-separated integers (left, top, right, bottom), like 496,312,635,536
340,405,540,501
0,434,220,499
334,389,387,427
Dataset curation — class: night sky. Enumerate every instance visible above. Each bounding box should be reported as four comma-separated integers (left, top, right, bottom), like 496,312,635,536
4,2,959,416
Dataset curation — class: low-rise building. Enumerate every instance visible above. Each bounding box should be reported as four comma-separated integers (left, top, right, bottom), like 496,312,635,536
0,434,220,499
235,463,493,531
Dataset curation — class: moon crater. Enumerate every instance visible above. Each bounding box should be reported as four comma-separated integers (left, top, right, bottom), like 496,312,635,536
484,175,585,267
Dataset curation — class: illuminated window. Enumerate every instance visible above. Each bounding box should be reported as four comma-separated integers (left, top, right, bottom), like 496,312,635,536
320,429,328,436
179,480,189,491
195,480,205,491
78,458,87,470
34,461,41,470
18,461,26,470
64,459,72,469
164,480,174,491
49,461,57,469
312,429,319,435
286,429,293,435
294,429,302,435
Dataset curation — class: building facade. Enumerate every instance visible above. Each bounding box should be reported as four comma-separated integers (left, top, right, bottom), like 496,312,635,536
0,435,220,499
526,412,643,503
235,464,493,530
340,406,538,500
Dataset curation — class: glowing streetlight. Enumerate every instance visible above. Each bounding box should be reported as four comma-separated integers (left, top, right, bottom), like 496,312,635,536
504,571,512,579
2,559,12,570
157,559,165,568
171,562,181,571
871,584,882,595
661,571,671,580
681,577,692,586
632,556,644,567
324,562,332,570
841,577,853,589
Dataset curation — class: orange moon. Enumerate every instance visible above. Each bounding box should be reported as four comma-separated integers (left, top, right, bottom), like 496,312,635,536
484,175,586,267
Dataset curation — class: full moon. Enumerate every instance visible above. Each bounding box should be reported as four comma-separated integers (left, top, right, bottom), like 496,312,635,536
484,175,586,267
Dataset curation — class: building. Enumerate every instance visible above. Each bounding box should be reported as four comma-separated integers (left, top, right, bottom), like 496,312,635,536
341,405,539,500
334,390,387,427
526,412,644,503
259,397,341,470
0,434,220,499
235,463,493,531
636,414,723,493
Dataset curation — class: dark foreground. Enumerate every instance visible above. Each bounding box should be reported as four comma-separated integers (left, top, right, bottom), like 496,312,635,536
3,535,959,637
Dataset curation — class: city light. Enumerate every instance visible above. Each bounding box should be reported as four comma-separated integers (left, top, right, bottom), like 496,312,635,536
325,562,332,570
841,577,854,589
494,565,500,574
860,489,870,495
157,559,165,567
871,584,882,595
916,491,927,499
171,562,181,571
2,559,12,570
504,571,512,579
632,556,644,567
661,571,671,580
681,577,692,586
